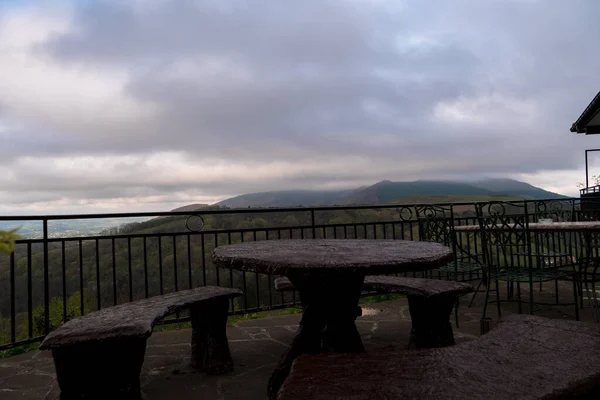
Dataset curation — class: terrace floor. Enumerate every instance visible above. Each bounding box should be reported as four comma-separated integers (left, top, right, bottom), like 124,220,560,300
0,281,595,400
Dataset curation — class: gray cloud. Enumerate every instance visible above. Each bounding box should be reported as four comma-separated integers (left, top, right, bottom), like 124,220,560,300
37,0,481,156
1,0,599,211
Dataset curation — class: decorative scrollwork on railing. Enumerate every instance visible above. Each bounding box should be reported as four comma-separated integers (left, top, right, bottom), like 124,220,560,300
185,214,206,232
480,201,509,216
415,204,453,219
418,205,437,219
535,199,570,213
550,200,569,212
397,206,414,221
534,200,549,214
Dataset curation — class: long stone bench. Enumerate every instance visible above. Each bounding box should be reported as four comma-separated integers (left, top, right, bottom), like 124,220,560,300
40,286,242,400
277,314,600,399
275,275,473,348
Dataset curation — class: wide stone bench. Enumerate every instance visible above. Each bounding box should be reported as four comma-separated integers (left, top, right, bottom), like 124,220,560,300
275,275,473,348
277,314,600,399
40,286,242,400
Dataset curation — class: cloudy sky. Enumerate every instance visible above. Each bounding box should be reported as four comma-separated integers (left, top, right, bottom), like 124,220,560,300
0,0,599,215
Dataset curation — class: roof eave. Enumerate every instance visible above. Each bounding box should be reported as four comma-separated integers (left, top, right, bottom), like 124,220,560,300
571,91,600,134
570,123,582,133
571,125,600,135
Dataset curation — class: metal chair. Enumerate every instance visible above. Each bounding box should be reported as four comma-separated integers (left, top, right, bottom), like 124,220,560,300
476,201,579,321
415,204,486,326
416,204,484,284
530,199,576,294
569,198,600,313
573,230,600,322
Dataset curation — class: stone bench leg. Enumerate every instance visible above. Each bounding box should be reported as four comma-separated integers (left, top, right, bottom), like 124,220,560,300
190,296,234,374
407,294,456,349
52,337,147,400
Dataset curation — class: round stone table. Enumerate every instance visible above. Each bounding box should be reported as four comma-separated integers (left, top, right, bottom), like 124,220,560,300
212,239,453,399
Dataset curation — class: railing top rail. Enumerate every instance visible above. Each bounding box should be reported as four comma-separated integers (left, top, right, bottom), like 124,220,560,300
0,197,579,221
580,185,600,194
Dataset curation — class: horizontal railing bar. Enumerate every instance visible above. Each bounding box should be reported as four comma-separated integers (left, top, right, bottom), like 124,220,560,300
581,185,600,194
0,336,44,351
19,220,414,243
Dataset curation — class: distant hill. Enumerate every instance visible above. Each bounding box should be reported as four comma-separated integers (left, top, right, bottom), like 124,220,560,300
215,178,567,208
216,190,356,208
170,204,210,212
344,180,495,204
470,178,566,199
344,179,567,205
384,194,521,205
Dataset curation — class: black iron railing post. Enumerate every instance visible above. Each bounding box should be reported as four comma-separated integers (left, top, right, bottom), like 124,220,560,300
61,242,67,322
27,243,33,337
79,240,84,315
310,209,316,239
43,218,50,335
10,252,15,342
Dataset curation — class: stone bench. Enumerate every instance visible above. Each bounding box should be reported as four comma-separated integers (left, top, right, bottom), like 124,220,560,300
40,286,242,400
275,275,473,348
277,314,600,400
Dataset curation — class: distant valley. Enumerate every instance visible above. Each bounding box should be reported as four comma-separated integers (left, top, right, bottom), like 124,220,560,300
0,217,151,239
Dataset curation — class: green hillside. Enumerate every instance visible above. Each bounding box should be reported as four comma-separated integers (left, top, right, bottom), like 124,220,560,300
216,178,566,208
217,190,355,208
345,181,497,204
470,178,566,199
386,194,521,205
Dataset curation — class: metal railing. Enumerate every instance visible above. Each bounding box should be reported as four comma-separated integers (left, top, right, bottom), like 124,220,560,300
580,185,600,195
0,198,584,350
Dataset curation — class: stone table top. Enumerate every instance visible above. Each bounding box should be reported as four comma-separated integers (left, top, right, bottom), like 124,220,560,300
212,239,453,276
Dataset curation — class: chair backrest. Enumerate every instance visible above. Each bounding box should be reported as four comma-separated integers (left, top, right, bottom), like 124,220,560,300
415,204,454,244
576,198,600,222
530,200,577,265
475,201,533,269
532,199,576,223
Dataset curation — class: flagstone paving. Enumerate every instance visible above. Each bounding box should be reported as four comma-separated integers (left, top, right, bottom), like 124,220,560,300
0,282,595,399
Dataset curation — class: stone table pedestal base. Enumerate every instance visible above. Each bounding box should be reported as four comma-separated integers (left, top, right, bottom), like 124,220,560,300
267,271,365,399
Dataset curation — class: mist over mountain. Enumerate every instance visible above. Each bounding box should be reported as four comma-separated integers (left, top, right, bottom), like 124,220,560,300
216,189,358,208
469,178,564,200
216,178,567,208
170,204,211,212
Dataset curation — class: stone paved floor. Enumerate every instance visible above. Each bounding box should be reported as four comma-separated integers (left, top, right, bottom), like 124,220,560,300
0,281,597,399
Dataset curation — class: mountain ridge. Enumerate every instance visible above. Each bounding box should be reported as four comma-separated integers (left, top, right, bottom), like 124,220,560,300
215,178,567,208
